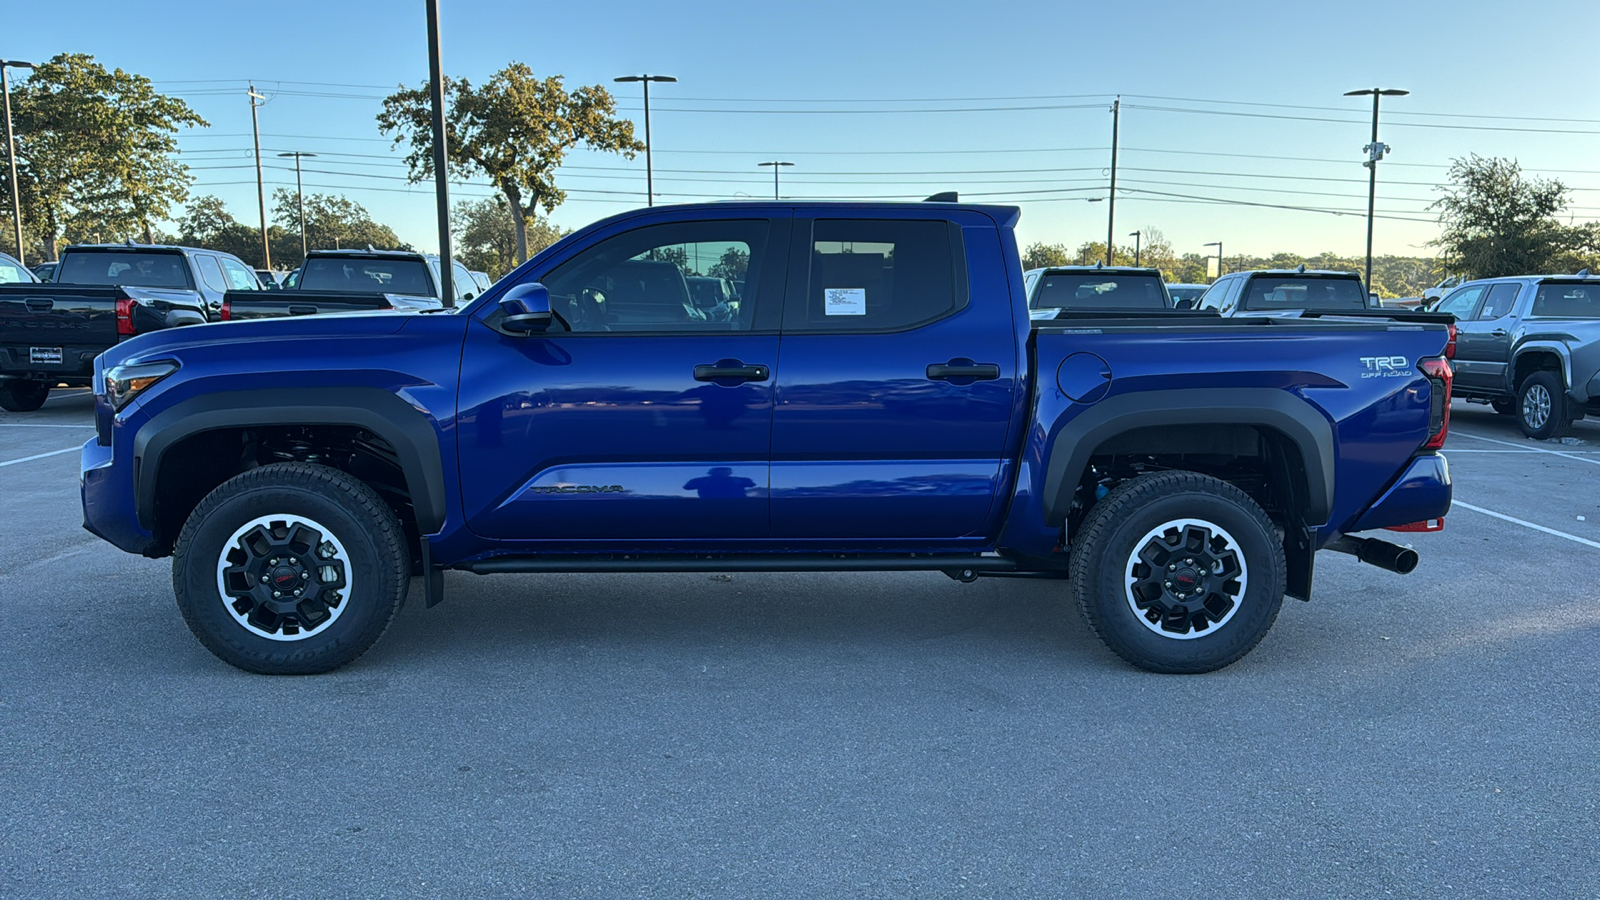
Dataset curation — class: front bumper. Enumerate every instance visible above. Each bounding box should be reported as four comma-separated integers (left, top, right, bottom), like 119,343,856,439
80,437,158,555
1347,453,1452,534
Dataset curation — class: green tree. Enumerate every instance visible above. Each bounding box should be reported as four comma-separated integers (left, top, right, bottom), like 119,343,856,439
709,246,749,284
451,196,564,279
1432,155,1594,278
1021,242,1071,269
5,53,206,258
378,65,642,264
173,195,290,268
270,190,406,268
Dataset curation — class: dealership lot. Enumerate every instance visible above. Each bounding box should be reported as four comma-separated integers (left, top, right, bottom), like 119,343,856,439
3,392,1598,897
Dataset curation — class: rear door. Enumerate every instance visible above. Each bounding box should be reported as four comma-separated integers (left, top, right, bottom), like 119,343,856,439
768,212,1021,541
456,213,789,543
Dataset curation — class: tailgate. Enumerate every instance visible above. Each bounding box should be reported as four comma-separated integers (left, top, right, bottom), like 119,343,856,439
0,286,121,377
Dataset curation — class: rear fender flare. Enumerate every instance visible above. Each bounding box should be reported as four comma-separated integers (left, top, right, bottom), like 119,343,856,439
132,387,446,534
1042,387,1336,526
1510,342,1572,395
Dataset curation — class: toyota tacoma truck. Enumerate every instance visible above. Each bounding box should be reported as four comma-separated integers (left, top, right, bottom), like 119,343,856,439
1198,267,1378,316
220,249,476,320
1430,270,1600,439
0,244,219,411
80,201,1455,676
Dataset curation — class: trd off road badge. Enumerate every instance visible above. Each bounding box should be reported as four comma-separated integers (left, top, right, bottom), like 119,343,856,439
1360,356,1413,378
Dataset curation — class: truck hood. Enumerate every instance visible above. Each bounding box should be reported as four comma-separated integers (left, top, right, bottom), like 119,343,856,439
103,307,422,368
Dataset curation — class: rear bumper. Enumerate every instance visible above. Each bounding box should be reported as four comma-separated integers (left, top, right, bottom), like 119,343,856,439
1347,453,1452,534
1,344,101,381
80,438,158,556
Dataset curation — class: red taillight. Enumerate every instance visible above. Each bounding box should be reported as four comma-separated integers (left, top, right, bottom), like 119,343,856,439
1387,518,1445,533
219,298,232,321
115,296,136,336
1419,356,1453,450
1444,321,1457,359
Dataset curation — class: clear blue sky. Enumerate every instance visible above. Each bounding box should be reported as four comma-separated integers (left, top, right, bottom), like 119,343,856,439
7,0,1599,263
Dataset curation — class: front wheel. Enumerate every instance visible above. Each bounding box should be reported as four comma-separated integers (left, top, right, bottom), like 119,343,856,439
0,379,50,412
1069,471,1286,674
172,462,410,674
1517,371,1571,440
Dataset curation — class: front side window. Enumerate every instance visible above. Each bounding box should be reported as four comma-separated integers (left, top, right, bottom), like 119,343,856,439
219,257,260,290
1477,283,1521,320
0,257,31,283
451,262,475,300
794,219,960,331
1434,285,1485,319
540,220,767,333
1197,277,1231,310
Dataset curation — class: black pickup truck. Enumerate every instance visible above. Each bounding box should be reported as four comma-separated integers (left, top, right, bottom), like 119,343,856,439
0,245,216,411
1432,271,1600,439
221,249,478,320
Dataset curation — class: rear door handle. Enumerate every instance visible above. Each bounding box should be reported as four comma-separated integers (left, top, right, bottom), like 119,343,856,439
1490,329,1508,337
694,360,770,383
927,362,1001,381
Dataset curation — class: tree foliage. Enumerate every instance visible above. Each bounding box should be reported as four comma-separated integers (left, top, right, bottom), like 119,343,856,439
1021,242,1071,269
173,195,287,268
3,53,206,259
271,189,408,268
450,195,565,279
378,65,642,264
1431,155,1597,278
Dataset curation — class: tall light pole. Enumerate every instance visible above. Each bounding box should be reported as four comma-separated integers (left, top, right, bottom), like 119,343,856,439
1129,230,1142,267
247,85,270,269
759,161,793,200
1344,88,1408,293
1106,96,1120,265
2,59,37,263
277,151,317,259
615,74,676,207
1204,241,1223,281
425,0,455,306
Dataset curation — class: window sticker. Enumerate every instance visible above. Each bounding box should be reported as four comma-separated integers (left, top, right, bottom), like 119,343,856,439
824,287,866,316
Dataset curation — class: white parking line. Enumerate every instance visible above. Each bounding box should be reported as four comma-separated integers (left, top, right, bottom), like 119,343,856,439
0,446,80,467
1454,501,1600,550
0,423,95,429
1450,430,1600,466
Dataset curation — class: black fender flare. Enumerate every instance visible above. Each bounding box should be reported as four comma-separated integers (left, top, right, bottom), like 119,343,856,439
1041,387,1336,526
133,387,447,534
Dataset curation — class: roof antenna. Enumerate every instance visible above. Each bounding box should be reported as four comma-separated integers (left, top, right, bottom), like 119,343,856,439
923,191,959,203
1095,260,1104,269
1579,268,1591,278
368,243,376,252
1296,264,1306,273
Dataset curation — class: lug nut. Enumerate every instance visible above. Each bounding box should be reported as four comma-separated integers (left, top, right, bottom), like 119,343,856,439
270,558,279,565
273,591,282,598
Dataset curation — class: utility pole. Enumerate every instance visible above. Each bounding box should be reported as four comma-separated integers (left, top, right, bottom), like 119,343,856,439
248,85,270,269
759,161,793,200
1345,87,1408,292
2,59,37,263
425,0,455,306
1106,96,1120,265
277,151,317,258
1129,230,1142,267
615,75,676,206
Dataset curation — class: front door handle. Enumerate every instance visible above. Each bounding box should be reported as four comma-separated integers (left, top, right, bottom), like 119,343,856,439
1490,329,1508,337
927,361,1001,382
694,360,769,384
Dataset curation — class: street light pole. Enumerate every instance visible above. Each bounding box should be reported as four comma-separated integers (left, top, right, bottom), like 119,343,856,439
615,75,676,207
277,151,317,259
425,0,455,306
1129,230,1142,267
1106,96,1120,265
1344,87,1408,293
759,161,793,200
1204,241,1223,281
247,85,271,270
1,59,34,264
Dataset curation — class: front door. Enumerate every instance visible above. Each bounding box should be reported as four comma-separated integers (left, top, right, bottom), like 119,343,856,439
768,213,1021,541
457,215,788,544
1433,284,1494,392
1454,282,1521,393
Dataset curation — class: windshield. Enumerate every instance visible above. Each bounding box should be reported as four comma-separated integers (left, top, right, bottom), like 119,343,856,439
1531,283,1600,318
1241,276,1368,311
298,257,435,295
1031,273,1169,309
57,251,193,289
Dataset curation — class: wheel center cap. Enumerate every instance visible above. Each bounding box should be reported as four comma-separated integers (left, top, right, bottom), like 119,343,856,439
1172,568,1204,593
269,567,301,589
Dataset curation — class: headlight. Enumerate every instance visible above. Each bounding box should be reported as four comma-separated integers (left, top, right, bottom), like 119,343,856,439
104,360,180,411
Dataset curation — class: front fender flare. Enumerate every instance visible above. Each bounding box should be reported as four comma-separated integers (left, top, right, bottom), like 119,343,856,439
132,387,447,535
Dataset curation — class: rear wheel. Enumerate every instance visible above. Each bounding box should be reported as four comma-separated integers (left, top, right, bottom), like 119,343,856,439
1069,471,1286,674
1517,371,1571,440
172,462,410,674
1491,398,1515,416
0,379,50,412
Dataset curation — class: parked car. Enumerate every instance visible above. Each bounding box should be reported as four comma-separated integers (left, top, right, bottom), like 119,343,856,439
255,269,290,290
1024,265,1173,320
1421,275,1468,306
1431,270,1600,438
1166,283,1207,309
1,252,39,285
1197,268,1377,316
0,243,214,410
685,274,740,322
222,249,472,320
29,260,57,282
470,270,493,294
81,201,1453,676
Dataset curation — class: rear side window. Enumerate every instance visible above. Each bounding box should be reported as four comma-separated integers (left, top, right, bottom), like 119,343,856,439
1241,277,1367,311
793,219,961,331
1032,273,1168,309
1477,283,1520,320
1532,284,1600,318
57,251,193,289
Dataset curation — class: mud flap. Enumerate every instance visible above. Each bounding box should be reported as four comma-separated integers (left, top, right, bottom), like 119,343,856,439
420,540,445,608
1285,525,1314,601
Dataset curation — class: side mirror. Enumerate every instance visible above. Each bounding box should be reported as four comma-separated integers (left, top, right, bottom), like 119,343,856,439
498,282,553,334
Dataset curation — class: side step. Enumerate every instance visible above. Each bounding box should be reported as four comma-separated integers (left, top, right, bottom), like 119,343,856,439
458,554,1029,577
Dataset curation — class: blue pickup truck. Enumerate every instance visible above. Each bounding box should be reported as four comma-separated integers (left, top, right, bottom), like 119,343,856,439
80,201,1455,675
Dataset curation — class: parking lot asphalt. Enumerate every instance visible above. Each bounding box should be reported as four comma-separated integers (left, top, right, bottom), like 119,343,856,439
3,393,1599,898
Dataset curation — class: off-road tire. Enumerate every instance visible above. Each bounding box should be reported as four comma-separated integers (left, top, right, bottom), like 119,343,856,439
0,379,50,412
172,462,410,674
1516,370,1572,440
1069,471,1286,674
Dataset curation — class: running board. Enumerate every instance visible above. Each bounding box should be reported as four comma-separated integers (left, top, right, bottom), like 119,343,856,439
458,554,1027,576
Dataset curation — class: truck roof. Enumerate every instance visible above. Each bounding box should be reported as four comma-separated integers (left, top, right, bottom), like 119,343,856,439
632,200,1023,226
305,248,432,259
1236,268,1360,278
64,243,207,254
1026,265,1164,277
